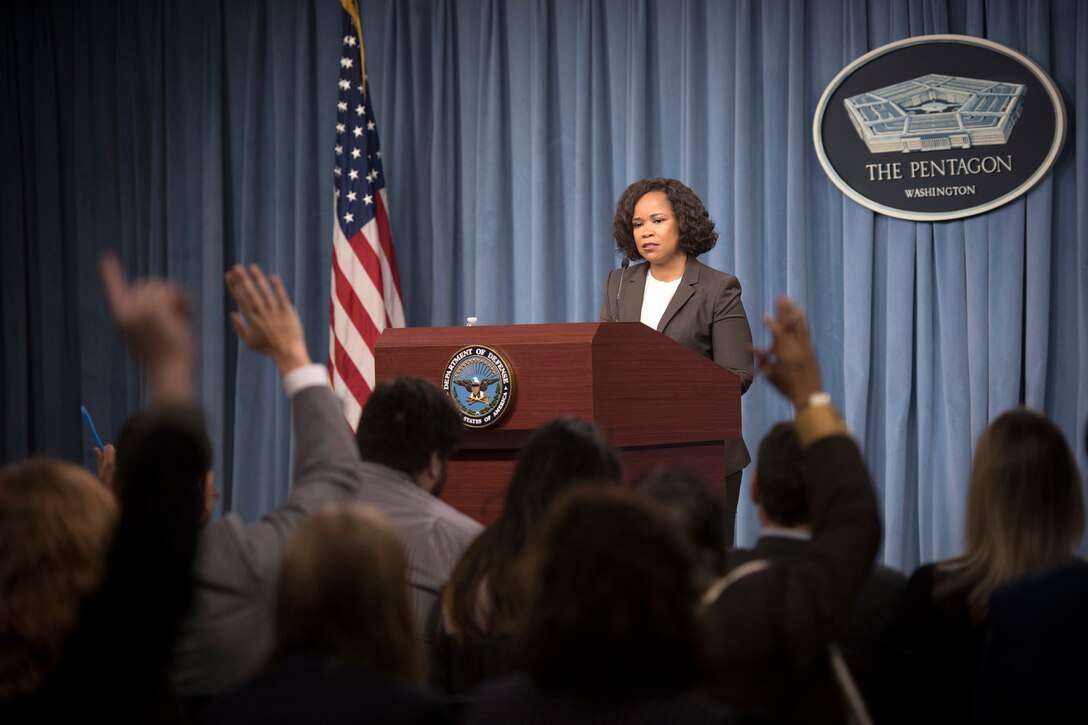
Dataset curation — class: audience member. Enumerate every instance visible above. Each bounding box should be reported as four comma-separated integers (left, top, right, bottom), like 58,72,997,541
436,417,620,694
353,377,483,641
207,503,451,724
727,421,906,722
0,460,117,702
172,263,367,699
972,420,1087,722
462,487,741,724
895,407,1085,723
635,464,727,583
2,253,210,720
974,557,1088,723
700,297,881,723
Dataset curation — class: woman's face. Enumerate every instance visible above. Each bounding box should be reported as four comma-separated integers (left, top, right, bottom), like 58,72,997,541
632,191,682,269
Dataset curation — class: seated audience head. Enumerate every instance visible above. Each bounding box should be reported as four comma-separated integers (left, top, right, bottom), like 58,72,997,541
355,377,463,495
753,421,808,529
635,464,726,578
444,417,620,638
273,502,421,681
944,407,1085,622
112,410,216,526
503,417,621,532
0,459,118,700
522,487,701,696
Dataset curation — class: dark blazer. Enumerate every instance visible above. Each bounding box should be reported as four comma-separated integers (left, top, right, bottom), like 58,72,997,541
599,257,755,473
892,563,981,724
701,436,881,723
728,536,906,722
207,651,451,725
975,561,1088,723
462,673,744,725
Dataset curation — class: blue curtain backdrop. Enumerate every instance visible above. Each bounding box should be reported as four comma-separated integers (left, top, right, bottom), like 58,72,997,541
3,0,1086,571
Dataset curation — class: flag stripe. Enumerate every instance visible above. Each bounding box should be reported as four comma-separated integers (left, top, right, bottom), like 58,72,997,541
345,220,385,298
330,360,364,431
374,191,405,320
331,243,382,348
331,288,378,385
333,218,389,336
333,331,372,399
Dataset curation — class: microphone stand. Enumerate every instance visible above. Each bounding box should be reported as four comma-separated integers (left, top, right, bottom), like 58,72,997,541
614,257,630,321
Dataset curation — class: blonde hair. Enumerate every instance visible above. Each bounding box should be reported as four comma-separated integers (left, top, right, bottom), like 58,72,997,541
0,459,118,700
938,408,1085,624
273,503,421,681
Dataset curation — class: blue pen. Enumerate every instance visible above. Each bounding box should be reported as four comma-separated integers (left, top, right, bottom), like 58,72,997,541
80,405,106,450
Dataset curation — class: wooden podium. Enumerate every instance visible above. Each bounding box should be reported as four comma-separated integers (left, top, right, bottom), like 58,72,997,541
375,322,742,524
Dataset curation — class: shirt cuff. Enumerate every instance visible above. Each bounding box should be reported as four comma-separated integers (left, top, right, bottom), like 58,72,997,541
794,403,849,447
282,363,328,399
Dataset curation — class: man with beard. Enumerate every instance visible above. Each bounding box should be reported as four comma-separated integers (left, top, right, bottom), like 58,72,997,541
353,377,483,639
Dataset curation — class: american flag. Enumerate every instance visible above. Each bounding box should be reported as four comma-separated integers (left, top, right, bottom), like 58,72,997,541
330,0,405,428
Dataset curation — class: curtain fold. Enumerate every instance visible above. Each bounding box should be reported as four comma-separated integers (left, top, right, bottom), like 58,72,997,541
3,0,1086,565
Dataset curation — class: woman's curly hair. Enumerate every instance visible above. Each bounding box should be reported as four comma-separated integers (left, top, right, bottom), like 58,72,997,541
611,178,718,261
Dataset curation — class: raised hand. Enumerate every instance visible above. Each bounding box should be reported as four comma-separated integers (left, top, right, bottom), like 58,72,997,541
224,264,311,375
753,296,823,410
100,252,195,403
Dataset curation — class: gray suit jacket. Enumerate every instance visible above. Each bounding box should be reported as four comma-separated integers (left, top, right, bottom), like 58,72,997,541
599,257,755,473
172,385,364,696
353,460,483,642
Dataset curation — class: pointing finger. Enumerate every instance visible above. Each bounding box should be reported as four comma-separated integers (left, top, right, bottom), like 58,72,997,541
99,252,128,322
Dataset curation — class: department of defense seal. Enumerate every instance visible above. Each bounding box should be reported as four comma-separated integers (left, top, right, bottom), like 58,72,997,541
441,345,515,428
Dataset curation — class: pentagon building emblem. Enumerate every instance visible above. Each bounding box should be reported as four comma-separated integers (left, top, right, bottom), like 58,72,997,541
845,75,1025,154
814,35,1065,221
442,345,515,428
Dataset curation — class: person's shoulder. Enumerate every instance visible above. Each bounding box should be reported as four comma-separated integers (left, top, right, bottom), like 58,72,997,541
196,512,249,559
872,563,908,588
467,674,740,725
471,671,537,702
427,498,484,544
725,546,760,571
689,258,740,291
992,560,1088,608
605,261,648,282
207,653,451,724
903,560,975,624
905,561,940,591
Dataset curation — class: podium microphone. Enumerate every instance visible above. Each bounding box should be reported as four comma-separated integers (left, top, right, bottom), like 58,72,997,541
614,257,630,320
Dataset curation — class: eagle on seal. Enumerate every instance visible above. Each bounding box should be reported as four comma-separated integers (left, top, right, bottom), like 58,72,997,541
454,375,498,405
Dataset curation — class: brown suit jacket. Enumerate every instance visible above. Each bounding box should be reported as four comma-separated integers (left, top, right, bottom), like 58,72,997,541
701,436,881,723
599,257,754,473
728,536,906,722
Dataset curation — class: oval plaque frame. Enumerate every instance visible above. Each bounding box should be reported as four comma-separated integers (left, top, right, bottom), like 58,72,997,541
813,35,1066,222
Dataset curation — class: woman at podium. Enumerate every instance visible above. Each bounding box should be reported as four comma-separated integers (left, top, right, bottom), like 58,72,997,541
599,177,754,544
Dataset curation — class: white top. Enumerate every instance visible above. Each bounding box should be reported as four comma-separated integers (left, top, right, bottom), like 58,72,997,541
640,273,682,330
